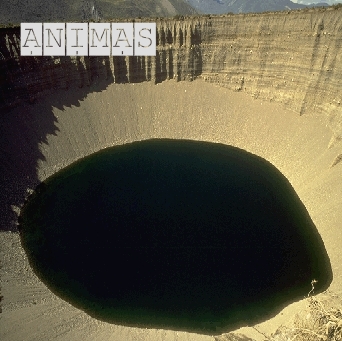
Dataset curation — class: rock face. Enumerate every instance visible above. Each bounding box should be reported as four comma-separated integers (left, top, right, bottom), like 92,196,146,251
1,7,342,119
2,7,342,336
1,8,342,232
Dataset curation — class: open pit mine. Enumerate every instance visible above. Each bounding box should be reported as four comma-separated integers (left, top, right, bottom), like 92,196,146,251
1,7,342,341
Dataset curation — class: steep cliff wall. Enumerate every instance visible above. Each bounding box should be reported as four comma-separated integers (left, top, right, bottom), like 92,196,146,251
0,21,204,105
198,9,342,119
1,8,342,232
155,7,342,122
2,9,342,341
1,8,342,123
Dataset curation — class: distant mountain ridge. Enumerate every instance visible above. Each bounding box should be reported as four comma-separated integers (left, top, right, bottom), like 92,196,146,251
184,0,330,14
0,0,197,25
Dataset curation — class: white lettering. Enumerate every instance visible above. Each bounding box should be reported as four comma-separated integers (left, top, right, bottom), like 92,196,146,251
66,23,88,56
135,23,156,56
44,23,65,56
112,23,134,56
89,23,110,56
20,22,156,56
21,23,43,56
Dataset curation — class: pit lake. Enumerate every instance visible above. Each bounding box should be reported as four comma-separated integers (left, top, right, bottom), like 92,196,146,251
19,139,332,334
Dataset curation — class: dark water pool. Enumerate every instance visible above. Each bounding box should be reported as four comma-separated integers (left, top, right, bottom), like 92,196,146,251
19,139,332,334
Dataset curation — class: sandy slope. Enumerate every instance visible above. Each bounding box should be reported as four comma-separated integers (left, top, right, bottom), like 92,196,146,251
1,79,342,340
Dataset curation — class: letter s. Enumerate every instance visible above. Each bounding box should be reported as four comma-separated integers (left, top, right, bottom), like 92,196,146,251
138,28,152,48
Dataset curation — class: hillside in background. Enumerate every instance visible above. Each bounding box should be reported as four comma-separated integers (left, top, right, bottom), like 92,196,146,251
0,0,197,24
95,0,197,19
184,0,331,14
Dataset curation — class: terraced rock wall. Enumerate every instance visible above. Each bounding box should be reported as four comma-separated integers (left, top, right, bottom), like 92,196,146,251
1,8,342,123
1,8,342,232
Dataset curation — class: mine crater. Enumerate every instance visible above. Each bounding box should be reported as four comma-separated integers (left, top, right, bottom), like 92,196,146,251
2,8,342,339
19,139,332,334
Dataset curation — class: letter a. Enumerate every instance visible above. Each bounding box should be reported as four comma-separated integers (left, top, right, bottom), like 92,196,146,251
21,23,42,56
112,23,133,56
114,29,132,47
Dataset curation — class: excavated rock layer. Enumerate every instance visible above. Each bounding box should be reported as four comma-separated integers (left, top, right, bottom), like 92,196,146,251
1,7,342,341
1,8,342,118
